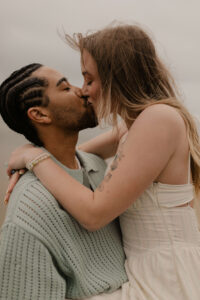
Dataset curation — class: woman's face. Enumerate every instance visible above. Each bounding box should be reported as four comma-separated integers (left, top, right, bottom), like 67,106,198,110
81,49,102,112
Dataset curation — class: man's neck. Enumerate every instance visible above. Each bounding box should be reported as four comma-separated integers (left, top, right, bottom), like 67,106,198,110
42,130,79,169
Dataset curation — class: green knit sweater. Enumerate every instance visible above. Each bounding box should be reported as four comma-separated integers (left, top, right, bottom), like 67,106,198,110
0,151,127,300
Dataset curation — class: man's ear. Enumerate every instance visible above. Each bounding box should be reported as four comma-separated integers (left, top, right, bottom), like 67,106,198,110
27,107,52,124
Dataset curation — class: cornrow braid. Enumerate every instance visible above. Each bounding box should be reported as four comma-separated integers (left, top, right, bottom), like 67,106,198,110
0,63,49,146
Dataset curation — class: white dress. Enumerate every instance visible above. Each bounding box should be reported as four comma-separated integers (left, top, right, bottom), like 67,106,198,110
119,172,200,299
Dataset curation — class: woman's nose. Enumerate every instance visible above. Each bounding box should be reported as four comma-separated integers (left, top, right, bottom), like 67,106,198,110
81,83,88,97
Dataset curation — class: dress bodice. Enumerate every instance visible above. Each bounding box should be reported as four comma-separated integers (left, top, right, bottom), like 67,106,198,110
126,181,194,209
120,182,200,256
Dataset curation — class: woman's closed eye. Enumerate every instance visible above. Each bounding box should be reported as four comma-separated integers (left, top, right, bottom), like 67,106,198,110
87,80,93,86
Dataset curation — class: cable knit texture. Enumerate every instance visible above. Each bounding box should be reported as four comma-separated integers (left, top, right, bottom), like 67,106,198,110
0,151,127,300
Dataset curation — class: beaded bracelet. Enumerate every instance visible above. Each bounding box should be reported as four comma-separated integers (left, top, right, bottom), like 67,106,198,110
26,152,51,171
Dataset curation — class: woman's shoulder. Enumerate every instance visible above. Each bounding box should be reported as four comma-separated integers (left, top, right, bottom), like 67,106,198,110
126,103,186,150
141,103,181,118
132,103,184,132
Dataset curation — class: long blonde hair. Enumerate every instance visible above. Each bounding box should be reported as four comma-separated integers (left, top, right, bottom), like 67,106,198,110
65,23,200,194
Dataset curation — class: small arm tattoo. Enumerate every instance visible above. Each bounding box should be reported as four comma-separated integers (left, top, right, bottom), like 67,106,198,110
98,173,112,191
97,148,125,192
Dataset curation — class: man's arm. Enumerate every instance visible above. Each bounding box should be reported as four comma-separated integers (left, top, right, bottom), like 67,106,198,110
0,223,66,300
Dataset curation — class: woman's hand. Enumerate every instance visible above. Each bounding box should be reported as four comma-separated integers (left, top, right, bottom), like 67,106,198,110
4,169,26,204
7,144,44,176
4,144,44,204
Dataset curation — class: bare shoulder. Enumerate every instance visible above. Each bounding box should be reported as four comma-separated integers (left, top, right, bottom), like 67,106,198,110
131,104,185,134
138,103,183,122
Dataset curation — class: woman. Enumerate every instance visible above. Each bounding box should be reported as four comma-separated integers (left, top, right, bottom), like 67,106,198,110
7,24,200,299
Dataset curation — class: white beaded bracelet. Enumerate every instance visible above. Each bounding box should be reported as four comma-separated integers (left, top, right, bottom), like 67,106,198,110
26,152,51,171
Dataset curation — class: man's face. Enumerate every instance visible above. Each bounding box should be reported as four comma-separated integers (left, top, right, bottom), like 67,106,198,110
32,66,97,131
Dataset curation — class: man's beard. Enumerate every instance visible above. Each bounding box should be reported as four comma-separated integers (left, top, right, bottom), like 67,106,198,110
51,104,98,132
77,104,98,130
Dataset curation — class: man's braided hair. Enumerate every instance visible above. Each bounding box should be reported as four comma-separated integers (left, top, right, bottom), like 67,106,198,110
0,63,49,146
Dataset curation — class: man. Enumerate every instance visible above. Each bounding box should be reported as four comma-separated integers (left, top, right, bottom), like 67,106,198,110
0,64,127,300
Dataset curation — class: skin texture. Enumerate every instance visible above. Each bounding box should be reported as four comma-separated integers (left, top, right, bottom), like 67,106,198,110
78,120,128,160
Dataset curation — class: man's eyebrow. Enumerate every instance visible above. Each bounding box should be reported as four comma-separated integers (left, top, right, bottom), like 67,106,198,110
56,77,68,87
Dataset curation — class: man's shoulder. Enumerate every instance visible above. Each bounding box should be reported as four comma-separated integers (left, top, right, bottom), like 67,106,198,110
4,172,59,226
3,171,74,248
9,171,56,204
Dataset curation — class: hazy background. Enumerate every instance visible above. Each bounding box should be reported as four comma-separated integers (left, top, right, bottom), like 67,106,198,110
0,0,200,227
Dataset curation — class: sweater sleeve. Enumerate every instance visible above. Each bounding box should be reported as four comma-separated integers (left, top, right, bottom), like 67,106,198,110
0,223,66,300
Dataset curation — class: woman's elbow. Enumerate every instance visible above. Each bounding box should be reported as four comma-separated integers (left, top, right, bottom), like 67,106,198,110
80,216,105,232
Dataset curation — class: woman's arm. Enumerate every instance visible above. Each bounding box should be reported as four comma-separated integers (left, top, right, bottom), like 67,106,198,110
7,105,179,231
78,120,128,159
